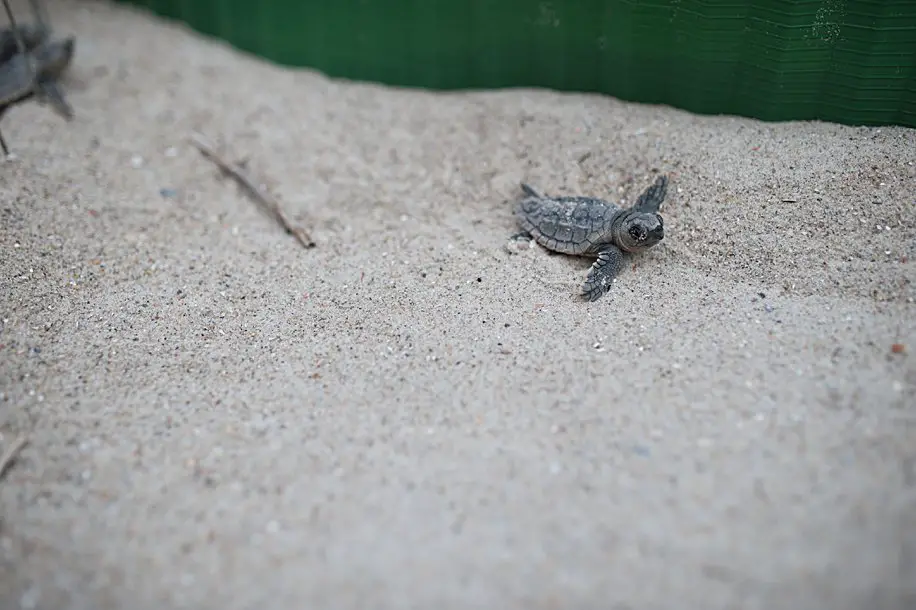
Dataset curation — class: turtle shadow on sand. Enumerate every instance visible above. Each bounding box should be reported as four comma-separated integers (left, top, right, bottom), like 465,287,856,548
508,175,669,302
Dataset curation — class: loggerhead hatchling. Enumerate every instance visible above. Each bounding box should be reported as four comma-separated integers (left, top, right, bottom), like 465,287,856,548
512,174,669,302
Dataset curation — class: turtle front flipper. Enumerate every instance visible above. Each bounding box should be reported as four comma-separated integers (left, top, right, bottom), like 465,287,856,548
581,245,625,302
36,79,72,120
632,175,668,214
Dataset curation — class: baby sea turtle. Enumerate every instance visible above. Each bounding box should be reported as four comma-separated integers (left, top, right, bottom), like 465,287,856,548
0,35,74,155
513,175,669,302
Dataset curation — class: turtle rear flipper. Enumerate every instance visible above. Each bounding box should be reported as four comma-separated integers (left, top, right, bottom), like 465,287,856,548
520,182,541,198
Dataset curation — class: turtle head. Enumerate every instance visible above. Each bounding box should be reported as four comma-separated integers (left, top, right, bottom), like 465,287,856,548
616,210,664,252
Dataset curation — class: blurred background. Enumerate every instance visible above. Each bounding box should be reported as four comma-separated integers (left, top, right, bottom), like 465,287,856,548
113,0,916,128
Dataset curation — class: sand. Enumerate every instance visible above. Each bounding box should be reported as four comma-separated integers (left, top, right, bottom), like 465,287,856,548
1,1,914,608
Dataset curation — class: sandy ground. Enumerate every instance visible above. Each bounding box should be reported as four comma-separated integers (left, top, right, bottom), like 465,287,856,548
1,1,915,608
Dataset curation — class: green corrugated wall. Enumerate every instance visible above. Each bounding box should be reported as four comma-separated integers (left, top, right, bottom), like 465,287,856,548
117,0,916,128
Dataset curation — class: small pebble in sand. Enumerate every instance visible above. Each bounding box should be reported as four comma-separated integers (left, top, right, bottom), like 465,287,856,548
165,146,178,157
130,155,144,168
891,343,905,354
159,188,177,198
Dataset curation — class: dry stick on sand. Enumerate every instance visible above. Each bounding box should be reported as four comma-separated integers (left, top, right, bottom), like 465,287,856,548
188,132,315,249
0,436,28,482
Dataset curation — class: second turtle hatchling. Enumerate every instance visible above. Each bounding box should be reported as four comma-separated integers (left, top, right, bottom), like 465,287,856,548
512,175,669,302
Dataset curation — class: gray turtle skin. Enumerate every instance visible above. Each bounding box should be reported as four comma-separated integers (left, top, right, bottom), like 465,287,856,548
514,175,668,302
0,24,49,64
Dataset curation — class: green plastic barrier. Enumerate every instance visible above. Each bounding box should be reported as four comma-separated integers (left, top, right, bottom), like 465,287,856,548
117,0,916,128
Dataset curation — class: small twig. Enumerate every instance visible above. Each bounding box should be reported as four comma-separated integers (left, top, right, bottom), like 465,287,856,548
188,132,315,249
0,436,28,481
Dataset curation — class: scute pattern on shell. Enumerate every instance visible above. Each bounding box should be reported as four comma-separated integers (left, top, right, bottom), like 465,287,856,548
516,195,621,256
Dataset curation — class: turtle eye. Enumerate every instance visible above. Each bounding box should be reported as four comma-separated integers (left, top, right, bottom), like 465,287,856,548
628,226,644,241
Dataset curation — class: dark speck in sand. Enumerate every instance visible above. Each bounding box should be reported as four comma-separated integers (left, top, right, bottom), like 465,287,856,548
632,445,651,457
